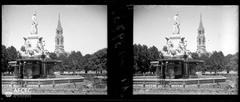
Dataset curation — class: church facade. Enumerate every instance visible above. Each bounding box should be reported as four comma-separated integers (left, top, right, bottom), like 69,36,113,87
196,14,207,56
55,13,65,56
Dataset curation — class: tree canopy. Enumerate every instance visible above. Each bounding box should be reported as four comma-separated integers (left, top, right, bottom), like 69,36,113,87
134,44,161,73
2,44,107,73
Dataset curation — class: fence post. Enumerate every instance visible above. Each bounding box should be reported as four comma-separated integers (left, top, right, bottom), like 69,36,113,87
183,80,185,88
53,80,55,88
169,80,171,88
143,80,145,88
68,79,71,88
11,79,14,87
73,79,76,88
197,80,200,88
38,80,40,88
19,80,24,87
24,81,27,87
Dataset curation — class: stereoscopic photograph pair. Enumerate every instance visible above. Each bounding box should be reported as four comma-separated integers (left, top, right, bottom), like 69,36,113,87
1,5,238,98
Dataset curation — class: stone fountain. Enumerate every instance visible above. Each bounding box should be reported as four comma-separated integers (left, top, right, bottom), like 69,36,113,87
151,12,203,79
12,11,61,79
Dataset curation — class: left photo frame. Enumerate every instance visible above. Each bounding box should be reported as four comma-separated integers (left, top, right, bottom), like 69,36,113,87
2,5,107,95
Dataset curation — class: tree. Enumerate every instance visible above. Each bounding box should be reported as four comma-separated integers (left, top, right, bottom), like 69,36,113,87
133,44,161,74
148,46,159,61
225,52,238,73
83,54,91,73
5,46,18,72
1,45,8,72
68,51,84,72
57,54,69,71
199,53,210,73
209,51,225,74
6,46,18,61
83,48,107,73
148,46,159,73
1,45,19,73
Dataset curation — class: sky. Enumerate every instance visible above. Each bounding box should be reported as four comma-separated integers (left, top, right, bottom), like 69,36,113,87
2,5,107,56
134,5,239,56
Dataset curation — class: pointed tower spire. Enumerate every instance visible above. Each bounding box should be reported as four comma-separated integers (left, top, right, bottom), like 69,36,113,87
198,13,204,34
55,13,64,56
57,13,63,32
197,13,207,55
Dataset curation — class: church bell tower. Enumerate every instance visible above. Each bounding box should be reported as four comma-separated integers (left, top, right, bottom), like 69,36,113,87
55,13,65,56
197,14,207,55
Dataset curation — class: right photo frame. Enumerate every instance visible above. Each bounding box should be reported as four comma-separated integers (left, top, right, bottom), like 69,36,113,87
133,5,238,95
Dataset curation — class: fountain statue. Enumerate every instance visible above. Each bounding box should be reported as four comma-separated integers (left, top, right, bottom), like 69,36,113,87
150,12,203,79
31,11,38,35
163,12,191,58
21,11,48,58
13,11,61,79
173,13,180,35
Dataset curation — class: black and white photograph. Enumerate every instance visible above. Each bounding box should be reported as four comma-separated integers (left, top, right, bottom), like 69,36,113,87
2,5,107,95
133,5,238,94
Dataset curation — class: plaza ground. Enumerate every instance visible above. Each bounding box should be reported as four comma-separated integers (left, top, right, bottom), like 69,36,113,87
133,72,238,95
2,74,107,95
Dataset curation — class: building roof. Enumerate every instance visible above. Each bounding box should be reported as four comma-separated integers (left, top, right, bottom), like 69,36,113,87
16,59,62,63
156,58,204,64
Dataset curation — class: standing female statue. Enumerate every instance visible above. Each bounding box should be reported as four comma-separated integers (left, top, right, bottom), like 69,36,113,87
173,13,180,34
31,11,38,34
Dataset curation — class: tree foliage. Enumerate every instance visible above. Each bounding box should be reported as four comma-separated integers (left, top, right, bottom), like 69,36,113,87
209,51,225,74
191,51,238,74
53,48,107,73
225,52,238,73
1,45,19,72
134,44,161,74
